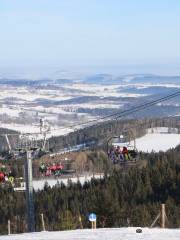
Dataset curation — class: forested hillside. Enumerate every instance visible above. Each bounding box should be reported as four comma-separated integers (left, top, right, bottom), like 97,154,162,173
49,117,180,151
0,145,179,234
0,117,179,152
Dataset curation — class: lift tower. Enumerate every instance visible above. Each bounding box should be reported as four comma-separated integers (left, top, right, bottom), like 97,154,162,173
2,118,50,232
25,150,35,232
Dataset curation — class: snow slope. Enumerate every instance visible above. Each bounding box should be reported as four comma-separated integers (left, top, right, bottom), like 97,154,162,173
1,228,180,240
135,133,180,152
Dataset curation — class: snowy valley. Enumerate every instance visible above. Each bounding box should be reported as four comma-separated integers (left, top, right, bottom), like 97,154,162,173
0,74,180,136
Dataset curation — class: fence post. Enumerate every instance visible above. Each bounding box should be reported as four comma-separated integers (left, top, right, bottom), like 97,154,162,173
161,204,166,228
41,213,46,231
8,220,11,235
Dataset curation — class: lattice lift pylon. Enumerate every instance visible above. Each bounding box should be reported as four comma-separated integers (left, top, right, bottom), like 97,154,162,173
1,119,50,232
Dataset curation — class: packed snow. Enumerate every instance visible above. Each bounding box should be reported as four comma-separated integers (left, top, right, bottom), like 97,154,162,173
1,228,180,240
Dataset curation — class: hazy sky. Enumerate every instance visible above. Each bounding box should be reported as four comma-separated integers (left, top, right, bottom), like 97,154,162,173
0,0,180,75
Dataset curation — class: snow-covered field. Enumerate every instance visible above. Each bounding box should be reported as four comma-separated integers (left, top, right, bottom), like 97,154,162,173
135,127,180,152
1,228,180,240
135,133,180,152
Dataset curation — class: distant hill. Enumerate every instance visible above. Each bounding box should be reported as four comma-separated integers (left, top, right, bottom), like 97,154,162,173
1,74,180,86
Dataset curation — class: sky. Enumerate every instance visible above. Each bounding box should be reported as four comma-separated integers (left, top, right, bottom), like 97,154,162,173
0,0,180,77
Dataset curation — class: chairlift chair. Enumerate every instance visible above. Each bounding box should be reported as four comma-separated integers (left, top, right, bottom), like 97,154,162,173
107,131,138,165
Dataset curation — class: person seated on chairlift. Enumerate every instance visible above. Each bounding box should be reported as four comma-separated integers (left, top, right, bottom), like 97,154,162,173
111,149,117,164
0,172,5,182
119,149,125,162
39,163,46,174
115,146,119,158
122,146,131,161
109,147,115,159
108,147,114,157
116,146,121,155
111,153,116,163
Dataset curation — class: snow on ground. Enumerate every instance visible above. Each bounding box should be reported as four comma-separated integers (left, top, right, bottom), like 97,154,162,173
0,86,45,101
135,133,180,152
146,127,178,134
58,102,123,110
32,174,102,191
0,123,41,134
0,105,21,117
1,228,180,240
64,83,147,98
0,123,74,138
0,82,179,137
124,83,180,88
14,174,103,191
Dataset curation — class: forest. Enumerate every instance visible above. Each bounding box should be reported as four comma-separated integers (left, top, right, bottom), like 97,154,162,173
0,117,180,153
49,117,180,151
0,144,179,234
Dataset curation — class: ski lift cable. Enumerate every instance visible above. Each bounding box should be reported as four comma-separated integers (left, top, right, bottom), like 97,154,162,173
114,91,180,120
51,90,180,132
1,90,180,138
